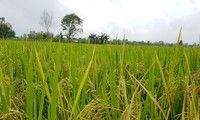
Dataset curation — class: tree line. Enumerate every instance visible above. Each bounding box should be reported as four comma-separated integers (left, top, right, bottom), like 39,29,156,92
0,11,111,44
0,11,199,46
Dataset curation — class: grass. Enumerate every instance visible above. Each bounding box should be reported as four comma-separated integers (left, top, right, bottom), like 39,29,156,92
0,38,199,120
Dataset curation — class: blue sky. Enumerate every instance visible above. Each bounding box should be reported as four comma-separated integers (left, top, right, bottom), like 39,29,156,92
1,0,200,44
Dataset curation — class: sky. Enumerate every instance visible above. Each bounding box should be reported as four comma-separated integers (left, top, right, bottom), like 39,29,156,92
1,0,200,44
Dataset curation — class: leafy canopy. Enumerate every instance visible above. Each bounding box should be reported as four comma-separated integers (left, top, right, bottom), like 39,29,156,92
88,33,109,44
0,17,15,39
61,13,83,40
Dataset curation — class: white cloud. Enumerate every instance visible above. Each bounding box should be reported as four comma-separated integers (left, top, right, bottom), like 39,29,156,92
58,0,200,43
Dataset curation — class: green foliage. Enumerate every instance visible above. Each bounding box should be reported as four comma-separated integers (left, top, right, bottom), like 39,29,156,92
0,17,15,39
99,33,109,44
0,40,199,119
0,67,9,115
88,33,99,44
61,13,83,41
27,31,53,40
88,33,109,44
26,51,34,120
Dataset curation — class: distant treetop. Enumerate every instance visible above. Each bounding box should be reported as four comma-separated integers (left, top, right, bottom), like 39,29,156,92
0,17,15,39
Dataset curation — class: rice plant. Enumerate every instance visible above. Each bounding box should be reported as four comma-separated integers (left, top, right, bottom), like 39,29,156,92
0,38,199,119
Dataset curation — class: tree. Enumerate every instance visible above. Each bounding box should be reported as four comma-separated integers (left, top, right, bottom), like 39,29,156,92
40,10,53,33
61,13,83,41
27,31,53,40
88,33,99,44
88,33,109,44
99,33,109,44
0,17,15,39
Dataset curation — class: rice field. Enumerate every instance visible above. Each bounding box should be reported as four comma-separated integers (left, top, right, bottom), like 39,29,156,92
0,38,199,119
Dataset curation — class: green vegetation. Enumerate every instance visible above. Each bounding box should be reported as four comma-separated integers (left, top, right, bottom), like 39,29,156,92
0,37,199,119
88,33,109,44
0,17,15,39
61,13,83,41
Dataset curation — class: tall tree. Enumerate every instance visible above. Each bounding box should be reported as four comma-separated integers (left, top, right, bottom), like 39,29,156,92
40,10,53,33
61,13,83,41
0,17,15,39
